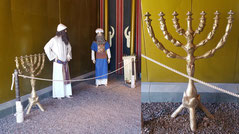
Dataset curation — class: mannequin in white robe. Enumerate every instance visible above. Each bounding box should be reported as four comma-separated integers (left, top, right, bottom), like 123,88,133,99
44,24,72,99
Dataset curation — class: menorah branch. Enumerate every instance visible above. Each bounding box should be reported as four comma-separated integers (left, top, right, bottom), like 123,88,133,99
158,12,184,48
35,54,45,76
196,11,220,48
172,11,185,36
33,54,42,73
20,56,29,72
145,12,185,60
25,56,31,67
196,11,233,60
194,11,206,36
33,54,38,65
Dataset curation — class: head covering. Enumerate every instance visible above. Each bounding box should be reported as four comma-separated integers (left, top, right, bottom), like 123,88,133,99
95,28,104,34
95,28,105,45
57,23,67,32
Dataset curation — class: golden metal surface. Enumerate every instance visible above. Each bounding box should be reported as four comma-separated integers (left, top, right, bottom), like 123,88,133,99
144,10,234,131
130,0,136,55
15,53,45,114
104,0,109,41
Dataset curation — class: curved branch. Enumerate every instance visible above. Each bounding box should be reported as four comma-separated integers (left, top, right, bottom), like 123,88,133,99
196,11,220,49
29,55,33,67
172,11,185,36
33,54,42,73
196,11,233,60
20,56,29,72
158,12,184,49
194,11,206,36
33,54,38,64
25,56,31,67
15,57,22,74
35,53,45,76
144,12,185,60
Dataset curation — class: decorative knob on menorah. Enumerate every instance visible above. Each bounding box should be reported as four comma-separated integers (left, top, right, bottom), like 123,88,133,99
15,53,45,114
144,10,234,131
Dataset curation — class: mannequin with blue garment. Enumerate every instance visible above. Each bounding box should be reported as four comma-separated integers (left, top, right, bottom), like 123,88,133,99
91,28,111,87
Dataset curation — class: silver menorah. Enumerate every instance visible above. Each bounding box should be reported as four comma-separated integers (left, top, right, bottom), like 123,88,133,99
144,10,234,131
15,53,45,114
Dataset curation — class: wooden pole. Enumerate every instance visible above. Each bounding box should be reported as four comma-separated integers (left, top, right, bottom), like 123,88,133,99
130,0,136,55
104,0,109,41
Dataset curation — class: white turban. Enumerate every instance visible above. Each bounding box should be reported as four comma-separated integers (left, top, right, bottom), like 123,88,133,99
95,28,104,34
57,23,67,32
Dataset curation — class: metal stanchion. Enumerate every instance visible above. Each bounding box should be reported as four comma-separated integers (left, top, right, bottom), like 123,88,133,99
14,69,24,123
131,58,136,88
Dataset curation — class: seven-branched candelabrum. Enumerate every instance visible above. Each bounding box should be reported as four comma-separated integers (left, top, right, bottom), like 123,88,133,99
144,10,234,131
15,53,45,114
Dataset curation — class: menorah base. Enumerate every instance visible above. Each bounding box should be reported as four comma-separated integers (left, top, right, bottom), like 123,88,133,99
171,94,214,131
26,96,44,114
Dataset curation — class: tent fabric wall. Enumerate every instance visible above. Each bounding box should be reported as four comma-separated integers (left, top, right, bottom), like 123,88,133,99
141,0,239,83
0,0,99,104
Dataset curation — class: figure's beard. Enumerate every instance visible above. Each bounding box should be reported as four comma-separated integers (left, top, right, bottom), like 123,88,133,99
56,30,69,45
96,35,106,45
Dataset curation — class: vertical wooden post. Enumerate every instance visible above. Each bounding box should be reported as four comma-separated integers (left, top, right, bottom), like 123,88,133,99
130,0,136,55
104,0,109,41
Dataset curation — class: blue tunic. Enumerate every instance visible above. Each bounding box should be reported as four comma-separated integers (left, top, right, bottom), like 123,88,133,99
91,42,110,79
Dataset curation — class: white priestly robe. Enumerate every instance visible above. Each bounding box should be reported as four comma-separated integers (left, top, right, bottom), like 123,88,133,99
44,36,72,98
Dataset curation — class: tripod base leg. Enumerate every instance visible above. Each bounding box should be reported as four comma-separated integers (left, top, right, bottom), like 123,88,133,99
198,102,214,119
36,102,45,112
189,107,196,131
171,104,184,118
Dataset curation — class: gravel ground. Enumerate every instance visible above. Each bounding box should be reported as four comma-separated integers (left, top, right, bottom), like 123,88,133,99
142,102,239,134
0,75,141,134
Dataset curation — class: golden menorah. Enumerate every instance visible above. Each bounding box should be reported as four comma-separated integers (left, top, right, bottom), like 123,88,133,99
15,53,45,114
144,10,234,131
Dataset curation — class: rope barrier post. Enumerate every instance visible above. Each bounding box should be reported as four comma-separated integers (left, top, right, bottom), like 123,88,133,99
131,58,136,88
14,69,24,123
14,69,20,101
